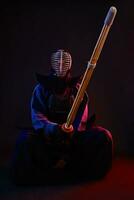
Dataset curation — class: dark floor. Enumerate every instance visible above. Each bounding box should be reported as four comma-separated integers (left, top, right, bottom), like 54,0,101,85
0,157,134,200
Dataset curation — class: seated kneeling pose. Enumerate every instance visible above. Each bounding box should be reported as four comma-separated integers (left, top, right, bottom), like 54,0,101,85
11,49,113,184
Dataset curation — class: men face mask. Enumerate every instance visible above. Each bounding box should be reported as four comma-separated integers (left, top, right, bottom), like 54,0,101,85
51,49,72,77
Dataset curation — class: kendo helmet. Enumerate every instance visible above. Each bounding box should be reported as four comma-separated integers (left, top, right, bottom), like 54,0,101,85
51,49,72,77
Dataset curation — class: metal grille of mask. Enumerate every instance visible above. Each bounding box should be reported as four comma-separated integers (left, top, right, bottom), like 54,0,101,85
51,49,72,77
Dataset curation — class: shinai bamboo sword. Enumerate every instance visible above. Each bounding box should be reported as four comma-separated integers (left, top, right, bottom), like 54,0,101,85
62,6,117,133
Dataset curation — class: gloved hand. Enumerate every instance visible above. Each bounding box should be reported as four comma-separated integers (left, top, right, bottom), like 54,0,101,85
35,122,74,143
53,123,74,143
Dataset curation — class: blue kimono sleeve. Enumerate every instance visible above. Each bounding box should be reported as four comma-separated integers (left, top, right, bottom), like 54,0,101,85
31,84,58,136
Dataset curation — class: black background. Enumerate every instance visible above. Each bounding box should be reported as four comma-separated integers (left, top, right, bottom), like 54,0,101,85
1,0,134,164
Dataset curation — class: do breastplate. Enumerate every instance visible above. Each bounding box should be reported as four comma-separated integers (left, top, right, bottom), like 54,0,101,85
47,89,74,124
